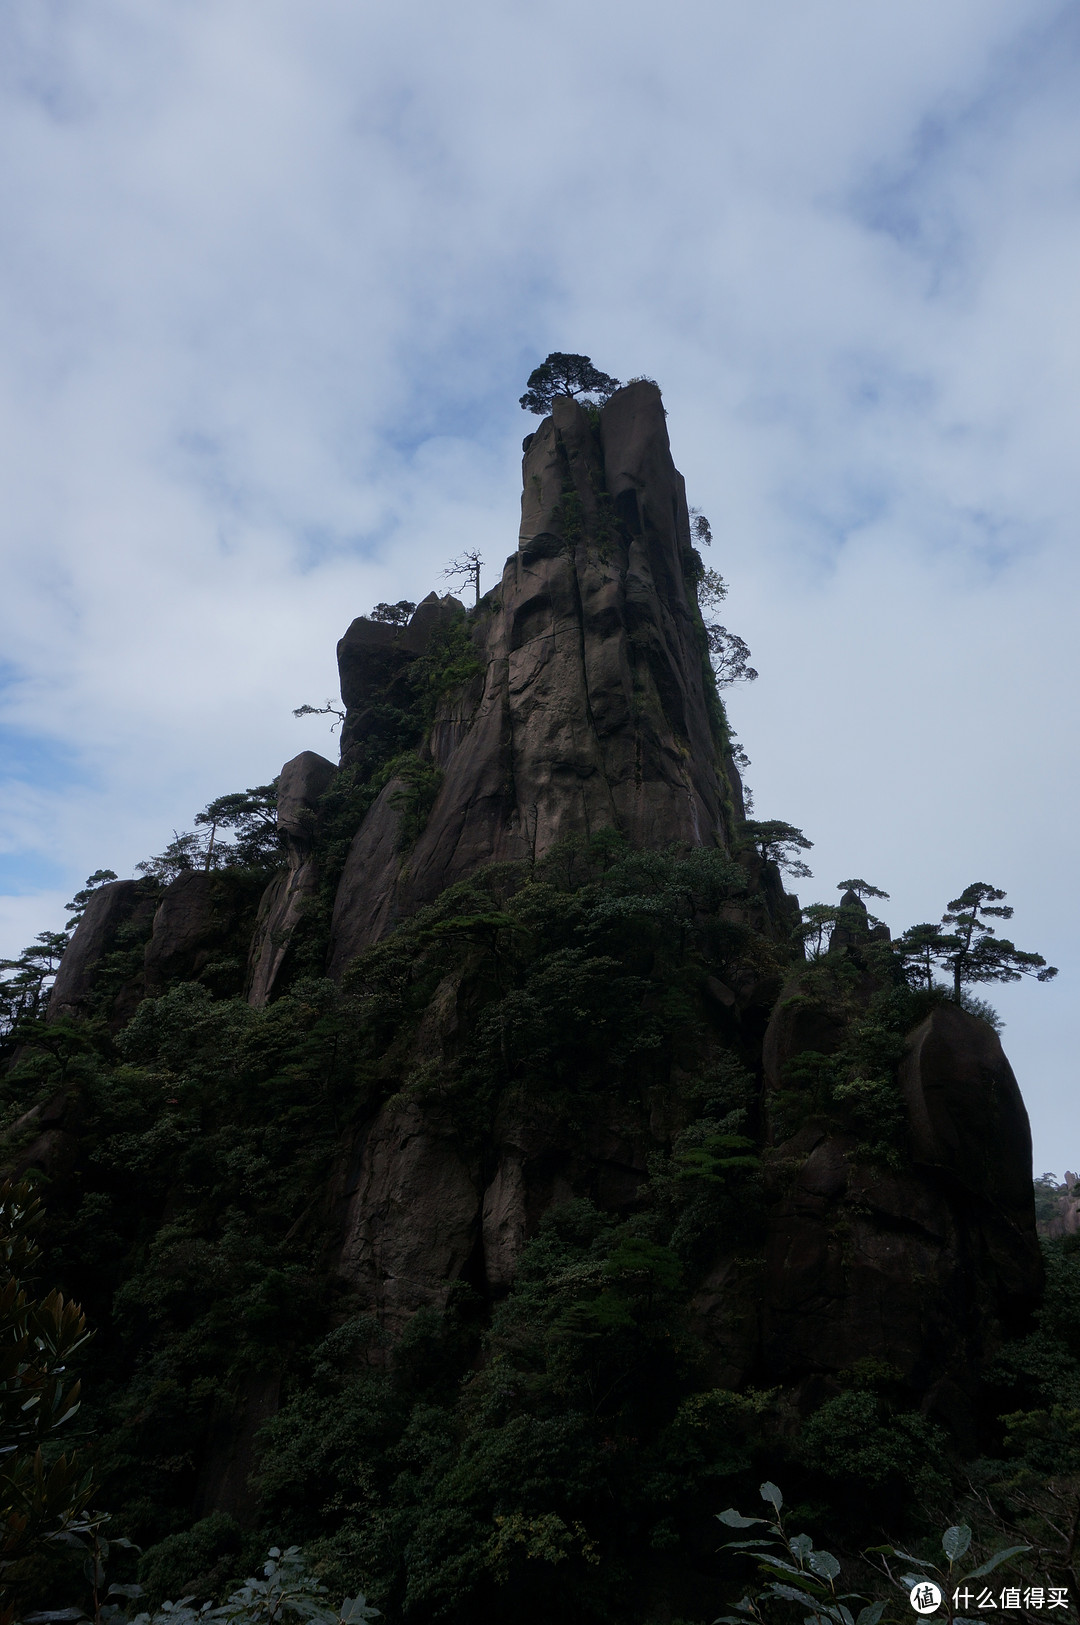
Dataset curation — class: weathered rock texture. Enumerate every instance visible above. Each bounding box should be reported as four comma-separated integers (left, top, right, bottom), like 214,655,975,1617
247,750,337,1007
328,383,736,973
48,881,153,1019
143,872,234,992
754,980,1042,1430
1041,1172,1080,1240
31,378,1046,1501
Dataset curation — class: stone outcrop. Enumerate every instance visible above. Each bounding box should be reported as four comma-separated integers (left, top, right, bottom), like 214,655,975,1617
1041,1172,1080,1240
754,988,1042,1428
328,383,736,973
47,880,154,1019
334,1090,660,1324
336,1100,482,1336
143,871,239,992
247,750,337,1007
337,594,464,769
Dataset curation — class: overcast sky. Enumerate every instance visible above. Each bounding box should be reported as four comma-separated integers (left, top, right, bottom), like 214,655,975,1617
1,0,1077,1171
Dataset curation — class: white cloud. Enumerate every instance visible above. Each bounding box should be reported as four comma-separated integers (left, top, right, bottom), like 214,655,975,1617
0,0,1077,1166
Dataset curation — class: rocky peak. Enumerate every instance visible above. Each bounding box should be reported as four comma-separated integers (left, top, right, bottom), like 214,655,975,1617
328,380,740,970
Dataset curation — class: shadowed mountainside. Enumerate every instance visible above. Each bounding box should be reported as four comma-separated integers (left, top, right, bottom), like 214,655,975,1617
7,379,1048,1624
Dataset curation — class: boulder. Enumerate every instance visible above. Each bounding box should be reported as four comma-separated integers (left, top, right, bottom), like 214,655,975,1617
900,1001,1042,1313
901,1002,1036,1216
48,881,149,1019
143,871,234,991
753,999,1043,1424
246,860,321,1007
276,750,337,843
336,594,463,769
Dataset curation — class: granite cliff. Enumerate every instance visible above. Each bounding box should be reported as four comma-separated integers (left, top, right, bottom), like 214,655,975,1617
10,379,1047,1620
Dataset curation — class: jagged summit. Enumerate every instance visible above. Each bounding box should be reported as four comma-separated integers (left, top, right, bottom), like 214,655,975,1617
326,380,743,970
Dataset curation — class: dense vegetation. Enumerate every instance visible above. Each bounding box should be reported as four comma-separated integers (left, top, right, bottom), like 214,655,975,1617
1,808,1072,1624
0,552,1066,1620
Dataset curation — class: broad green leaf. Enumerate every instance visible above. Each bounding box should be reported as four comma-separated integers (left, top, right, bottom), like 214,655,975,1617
767,1583,820,1603
942,1525,972,1563
339,1596,381,1623
719,1508,767,1528
808,1550,841,1581
856,1604,885,1625
790,1533,814,1561
760,1481,784,1511
964,1544,1031,1579
759,1560,827,1594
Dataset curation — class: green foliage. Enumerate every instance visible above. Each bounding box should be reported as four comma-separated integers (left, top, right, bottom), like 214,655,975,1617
0,827,806,1622
0,931,69,1050
705,624,759,689
194,786,281,870
135,788,282,882
796,1391,946,1495
369,602,416,625
385,754,444,849
738,822,813,881
0,1177,101,1619
519,353,621,415
132,1544,379,1624
716,1480,1040,1625
896,884,1057,1003
771,974,918,1162
716,1480,885,1625
136,1512,244,1613
64,870,120,928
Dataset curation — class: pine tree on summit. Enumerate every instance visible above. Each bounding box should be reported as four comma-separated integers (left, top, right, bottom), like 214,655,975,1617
519,352,621,414
939,881,1057,1003
895,882,1058,1003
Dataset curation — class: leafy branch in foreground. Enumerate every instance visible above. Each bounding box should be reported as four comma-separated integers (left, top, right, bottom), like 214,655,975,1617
130,1545,380,1625
0,1177,103,1621
715,1480,883,1625
869,1518,1031,1625
716,1482,1035,1625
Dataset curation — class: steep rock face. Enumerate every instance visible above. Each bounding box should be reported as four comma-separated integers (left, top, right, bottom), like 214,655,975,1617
336,1100,482,1336
247,750,337,1007
755,985,1042,1428
333,1087,665,1325
47,881,154,1019
144,871,243,992
337,593,465,769
328,383,735,973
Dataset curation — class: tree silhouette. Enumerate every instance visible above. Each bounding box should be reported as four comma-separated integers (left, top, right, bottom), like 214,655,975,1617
738,820,813,879
443,550,483,605
895,883,1057,1003
519,353,621,415
836,878,890,901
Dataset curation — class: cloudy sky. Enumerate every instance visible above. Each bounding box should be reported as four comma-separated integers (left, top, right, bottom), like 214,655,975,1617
1,0,1077,1170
